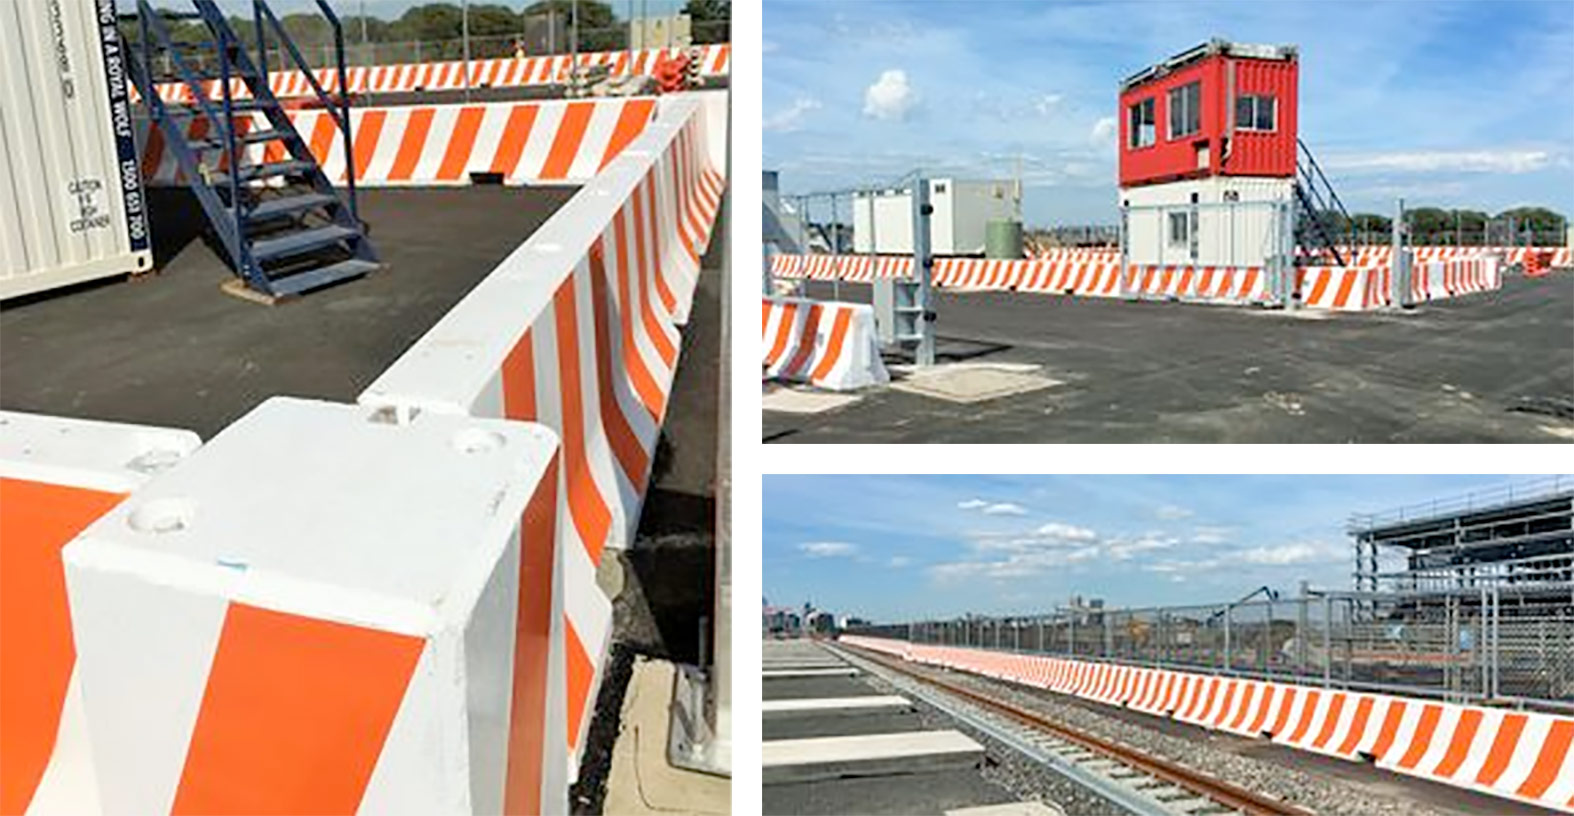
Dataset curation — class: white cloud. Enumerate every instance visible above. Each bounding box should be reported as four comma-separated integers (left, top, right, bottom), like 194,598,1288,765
888,556,912,568
1034,93,1064,116
1089,116,1116,145
1192,527,1230,545
1322,149,1554,175
864,69,918,121
1108,535,1178,560
798,541,858,558
1154,504,1193,520
1237,540,1343,566
981,502,1027,516
929,544,1101,581
764,97,822,133
1033,522,1097,541
957,499,1028,516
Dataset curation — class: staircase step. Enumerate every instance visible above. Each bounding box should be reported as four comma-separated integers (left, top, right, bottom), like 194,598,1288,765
164,98,271,114
267,258,379,297
211,159,317,186
244,193,339,222
241,128,291,145
250,225,358,262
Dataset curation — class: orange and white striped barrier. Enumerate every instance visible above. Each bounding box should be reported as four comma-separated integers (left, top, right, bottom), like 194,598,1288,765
0,412,200,816
773,252,1510,311
138,97,658,187
841,636,1574,814
357,91,726,792
762,296,889,391
133,45,732,105
60,398,567,815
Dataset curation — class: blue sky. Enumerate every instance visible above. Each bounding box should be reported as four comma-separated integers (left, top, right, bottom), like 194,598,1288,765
764,0,1574,226
763,475,1567,621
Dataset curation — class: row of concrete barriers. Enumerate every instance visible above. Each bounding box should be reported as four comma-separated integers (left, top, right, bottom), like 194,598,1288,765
770,250,1510,311
841,635,1574,814
0,89,727,816
131,45,733,104
138,97,661,187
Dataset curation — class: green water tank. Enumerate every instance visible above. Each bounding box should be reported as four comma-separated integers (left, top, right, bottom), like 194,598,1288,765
985,219,1024,259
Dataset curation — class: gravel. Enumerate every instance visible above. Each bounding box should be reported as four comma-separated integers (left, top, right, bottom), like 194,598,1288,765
874,652,1451,816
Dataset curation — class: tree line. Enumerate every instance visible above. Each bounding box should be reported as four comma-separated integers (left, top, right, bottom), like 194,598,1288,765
136,1,729,57
1315,206,1567,244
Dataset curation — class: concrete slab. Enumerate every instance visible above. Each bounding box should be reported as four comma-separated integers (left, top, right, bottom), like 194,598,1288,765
765,768,1017,816
603,657,730,816
764,709,932,742
764,667,860,678
889,363,1062,404
762,386,863,413
946,802,1066,816
762,696,911,718
763,676,885,700
762,730,985,784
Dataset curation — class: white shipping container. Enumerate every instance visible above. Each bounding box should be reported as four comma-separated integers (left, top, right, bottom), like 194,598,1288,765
852,178,1017,256
1120,176,1292,268
1,0,152,300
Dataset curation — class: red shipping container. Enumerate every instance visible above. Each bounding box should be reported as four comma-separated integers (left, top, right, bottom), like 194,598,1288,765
1118,40,1298,189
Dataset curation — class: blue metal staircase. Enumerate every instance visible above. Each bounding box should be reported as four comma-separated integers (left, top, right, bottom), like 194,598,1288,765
1293,138,1353,267
122,1,377,298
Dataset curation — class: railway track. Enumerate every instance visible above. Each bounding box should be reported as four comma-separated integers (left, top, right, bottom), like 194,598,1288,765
832,643,1312,816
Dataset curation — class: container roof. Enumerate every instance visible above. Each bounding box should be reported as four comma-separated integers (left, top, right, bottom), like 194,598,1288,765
1120,38,1298,92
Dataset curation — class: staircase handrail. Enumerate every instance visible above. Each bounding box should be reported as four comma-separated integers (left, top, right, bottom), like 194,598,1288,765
253,0,359,223
130,1,246,268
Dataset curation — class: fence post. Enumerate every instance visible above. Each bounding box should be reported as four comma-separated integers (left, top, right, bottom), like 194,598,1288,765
1392,197,1410,307
911,176,936,367
1223,604,1232,671
1322,595,1333,687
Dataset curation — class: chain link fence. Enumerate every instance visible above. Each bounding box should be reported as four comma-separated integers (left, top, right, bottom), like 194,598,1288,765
852,583,1574,712
121,10,728,74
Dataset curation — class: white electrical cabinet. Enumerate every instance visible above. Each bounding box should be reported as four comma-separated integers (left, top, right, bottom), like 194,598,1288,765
852,178,1016,256
1,0,152,300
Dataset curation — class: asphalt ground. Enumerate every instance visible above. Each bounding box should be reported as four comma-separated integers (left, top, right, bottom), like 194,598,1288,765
763,640,1020,816
1,186,574,437
765,273,1574,443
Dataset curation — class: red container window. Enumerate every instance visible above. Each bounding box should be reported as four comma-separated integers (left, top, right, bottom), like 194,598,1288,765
1118,41,1298,189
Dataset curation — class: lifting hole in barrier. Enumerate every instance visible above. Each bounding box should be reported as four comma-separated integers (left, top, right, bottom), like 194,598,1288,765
469,171,505,185
367,405,419,425
452,429,506,454
128,498,196,534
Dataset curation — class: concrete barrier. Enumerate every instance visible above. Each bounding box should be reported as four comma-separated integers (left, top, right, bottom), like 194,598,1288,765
774,249,1512,311
358,91,726,784
134,45,732,104
139,97,659,187
0,412,200,816
841,636,1574,814
761,297,888,391
5,89,725,815
60,398,563,815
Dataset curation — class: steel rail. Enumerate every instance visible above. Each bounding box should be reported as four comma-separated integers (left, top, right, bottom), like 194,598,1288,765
841,644,1311,816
